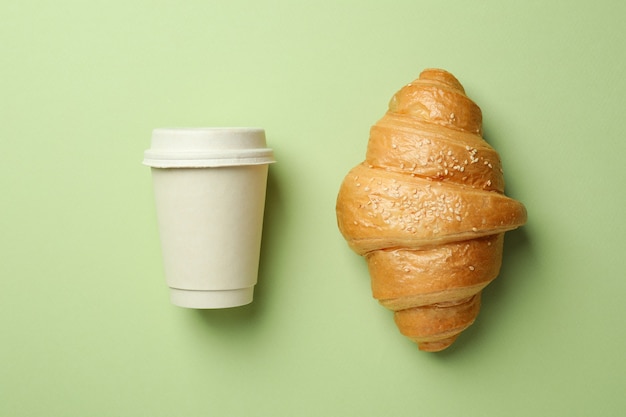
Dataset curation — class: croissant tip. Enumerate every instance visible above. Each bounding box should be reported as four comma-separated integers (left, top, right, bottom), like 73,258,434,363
418,68,465,94
417,336,459,352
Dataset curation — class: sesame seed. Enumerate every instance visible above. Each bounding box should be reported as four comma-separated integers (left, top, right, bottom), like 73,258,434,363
469,266,475,271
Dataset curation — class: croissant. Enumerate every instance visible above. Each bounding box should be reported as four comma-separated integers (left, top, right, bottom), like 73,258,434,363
336,69,527,352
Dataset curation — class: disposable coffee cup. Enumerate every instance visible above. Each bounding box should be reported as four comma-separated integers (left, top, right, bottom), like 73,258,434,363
143,127,275,308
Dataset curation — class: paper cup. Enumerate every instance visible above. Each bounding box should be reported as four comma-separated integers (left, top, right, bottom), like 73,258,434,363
143,128,275,308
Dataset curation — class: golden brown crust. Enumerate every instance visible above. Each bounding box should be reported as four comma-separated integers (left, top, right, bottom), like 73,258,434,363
336,163,526,255
388,73,482,135
367,114,504,192
368,234,503,310
394,294,482,351
336,68,527,351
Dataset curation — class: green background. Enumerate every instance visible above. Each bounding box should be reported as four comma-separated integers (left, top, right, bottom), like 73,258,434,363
2,1,625,416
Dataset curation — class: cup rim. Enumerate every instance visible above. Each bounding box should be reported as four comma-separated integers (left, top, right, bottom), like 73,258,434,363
143,127,275,168
152,127,265,135
143,148,275,168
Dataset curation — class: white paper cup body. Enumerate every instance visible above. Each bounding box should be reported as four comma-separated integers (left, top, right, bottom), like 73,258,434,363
144,128,274,308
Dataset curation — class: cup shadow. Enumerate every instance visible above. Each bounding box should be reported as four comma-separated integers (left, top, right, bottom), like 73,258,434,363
192,165,283,328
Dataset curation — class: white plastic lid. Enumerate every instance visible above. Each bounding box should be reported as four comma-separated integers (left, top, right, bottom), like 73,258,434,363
143,127,276,168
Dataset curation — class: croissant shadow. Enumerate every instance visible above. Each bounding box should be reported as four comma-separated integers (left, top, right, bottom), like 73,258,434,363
431,226,532,357
437,120,531,355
